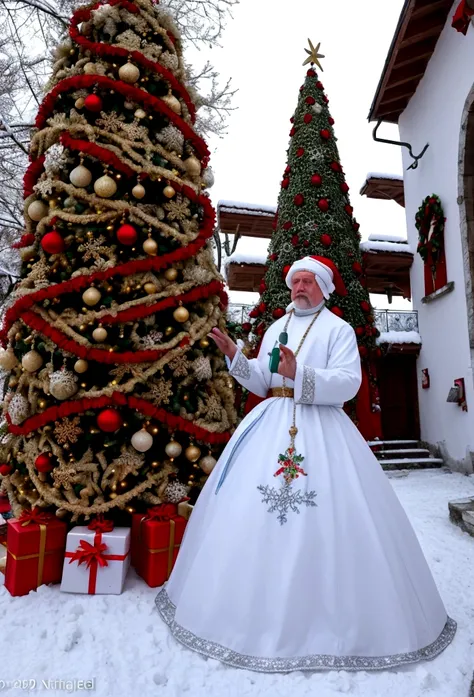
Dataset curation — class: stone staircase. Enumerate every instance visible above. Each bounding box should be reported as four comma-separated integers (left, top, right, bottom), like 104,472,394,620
368,440,444,471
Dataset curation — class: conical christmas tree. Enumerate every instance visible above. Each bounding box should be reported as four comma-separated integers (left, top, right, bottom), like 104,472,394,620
249,43,381,439
0,0,236,521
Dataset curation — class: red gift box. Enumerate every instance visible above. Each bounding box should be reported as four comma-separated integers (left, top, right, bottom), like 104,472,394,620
131,504,187,587
5,508,67,596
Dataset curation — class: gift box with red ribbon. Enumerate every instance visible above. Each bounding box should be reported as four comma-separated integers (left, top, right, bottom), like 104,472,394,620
131,504,187,587
60,516,130,595
5,508,67,596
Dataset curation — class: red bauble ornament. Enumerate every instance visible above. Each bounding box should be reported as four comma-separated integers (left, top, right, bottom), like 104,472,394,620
256,323,265,336
41,231,65,254
353,221,360,232
320,129,331,140
345,204,354,215
320,233,332,247
249,308,259,318
340,182,349,194
360,301,371,313
365,325,373,336
331,306,344,318
355,326,365,336
323,95,329,104
307,69,316,77
294,193,304,206
291,234,299,246
116,223,138,245
304,113,313,124
285,165,291,174
283,221,293,230
375,348,382,359
360,276,367,288
84,94,103,112
359,345,368,358
329,117,335,125
318,198,329,212
273,308,285,320
242,322,252,333
259,280,266,293
303,240,310,248
305,96,316,105
296,147,305,157
269,253,278,261
316,81,324,89
97,409,123,433
311,174,322,186
289,127,296,137
258,302,267,313
352,262,362,275
282,265,291,279
330,161,342,172
281,178,290,189
35,453,54,473
290,116,294,123
0,464,12,476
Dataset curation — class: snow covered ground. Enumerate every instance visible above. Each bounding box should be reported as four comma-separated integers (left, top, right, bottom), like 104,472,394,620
1,469,474,697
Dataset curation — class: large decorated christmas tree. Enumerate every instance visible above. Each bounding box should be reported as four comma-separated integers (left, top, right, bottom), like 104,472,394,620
0,0,236,521
248,42,382,439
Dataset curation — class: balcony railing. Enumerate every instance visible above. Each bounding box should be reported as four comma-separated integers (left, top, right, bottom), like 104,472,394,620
228,304,419,334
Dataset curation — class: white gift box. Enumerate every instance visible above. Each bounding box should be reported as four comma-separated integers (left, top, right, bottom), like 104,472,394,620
60,526,130,595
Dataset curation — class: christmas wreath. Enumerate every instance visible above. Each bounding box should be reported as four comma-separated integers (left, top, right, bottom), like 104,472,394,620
415,194,445,264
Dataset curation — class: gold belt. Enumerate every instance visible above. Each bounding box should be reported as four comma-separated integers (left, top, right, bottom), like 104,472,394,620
268,387,294,398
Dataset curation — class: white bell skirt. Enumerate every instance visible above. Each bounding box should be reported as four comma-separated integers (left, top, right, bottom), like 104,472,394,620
156,398,456,673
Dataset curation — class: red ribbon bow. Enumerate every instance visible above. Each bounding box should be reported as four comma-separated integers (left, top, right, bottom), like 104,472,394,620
19,508,55,526
144,504,178,522
68,539,109,570
87,515,114,533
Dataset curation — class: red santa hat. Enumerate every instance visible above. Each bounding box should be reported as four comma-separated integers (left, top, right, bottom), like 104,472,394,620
285,255,347,298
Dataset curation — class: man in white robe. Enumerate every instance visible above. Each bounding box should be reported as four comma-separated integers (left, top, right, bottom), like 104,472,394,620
156,256,455,672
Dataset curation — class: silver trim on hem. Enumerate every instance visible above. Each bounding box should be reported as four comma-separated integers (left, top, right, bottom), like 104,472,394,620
155,588,456,673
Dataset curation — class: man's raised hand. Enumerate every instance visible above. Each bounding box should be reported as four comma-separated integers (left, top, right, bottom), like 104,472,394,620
278,344,297,381
208,328,238,361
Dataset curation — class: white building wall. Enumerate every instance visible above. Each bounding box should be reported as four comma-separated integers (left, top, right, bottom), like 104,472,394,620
398,14,474,471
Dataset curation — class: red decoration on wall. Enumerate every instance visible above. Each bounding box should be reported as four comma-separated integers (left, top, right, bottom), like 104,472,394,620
415,194,448,297
421,369,430,390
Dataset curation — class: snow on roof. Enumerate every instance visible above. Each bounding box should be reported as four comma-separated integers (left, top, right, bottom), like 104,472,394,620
365,172,404,181
218,200,277,217
368,233,407,243
360,240,413,254
376,330,421,345
224,250,268,268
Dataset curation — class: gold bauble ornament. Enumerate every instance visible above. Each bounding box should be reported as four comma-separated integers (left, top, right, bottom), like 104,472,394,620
75,97,85,109
183,155,201,177
82,287,102,306
162,93,181,114
163,185,176,199
199,338,210,349
144,282,157,295
165,440,182,459
134,108,146,120
94,175,117,198
27,200,48,222
164,267,178,282
92,326,108,342
83,62,96,74
21,350,43,373
199,454,217,474
185,444,201,463
173,306,189,323
132,183,146,199
0,349,18,370
131,428,154,453
119,62,140,84
143,237,158,256
74,359,89,374
165,326,174,336
70,164,92,188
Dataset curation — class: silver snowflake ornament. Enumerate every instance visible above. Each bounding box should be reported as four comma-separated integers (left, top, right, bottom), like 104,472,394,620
257,481,317,525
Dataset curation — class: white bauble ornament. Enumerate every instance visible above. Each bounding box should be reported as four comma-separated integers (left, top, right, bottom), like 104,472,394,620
27,200,48,221
312,103,323,115
75,97,85,109
165,440,182,459
70,165,92,188
119,62,140,84
132,183,146,199
124,101,134,109
202,167,215,189
49,369,78,401
164,480,189,504
8,394,30,425
162,93,181,114
94,175,117,198
183,155,201,177
21,350,43,373
92,326,108,342
82,287,101,306
131,428,153,452
0,349,18,370
134,108,146,120
74,359,88,374
200,454,217,474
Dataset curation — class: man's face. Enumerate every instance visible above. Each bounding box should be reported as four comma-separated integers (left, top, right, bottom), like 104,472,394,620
291,271,324,309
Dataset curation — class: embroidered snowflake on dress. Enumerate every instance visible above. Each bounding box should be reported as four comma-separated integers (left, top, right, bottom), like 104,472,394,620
257,481,317,525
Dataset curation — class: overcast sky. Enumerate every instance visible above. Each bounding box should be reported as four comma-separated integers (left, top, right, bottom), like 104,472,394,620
189,0,414,310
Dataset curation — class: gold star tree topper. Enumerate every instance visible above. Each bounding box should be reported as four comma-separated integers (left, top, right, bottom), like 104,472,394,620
303,39,325,71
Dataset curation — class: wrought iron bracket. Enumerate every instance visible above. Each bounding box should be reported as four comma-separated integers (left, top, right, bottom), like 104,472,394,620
372,120,429,170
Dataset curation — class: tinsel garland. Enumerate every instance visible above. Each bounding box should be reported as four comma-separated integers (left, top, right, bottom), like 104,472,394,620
70,2,195,121
35,75,209,165
7,391,231,444
23,156,45,198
